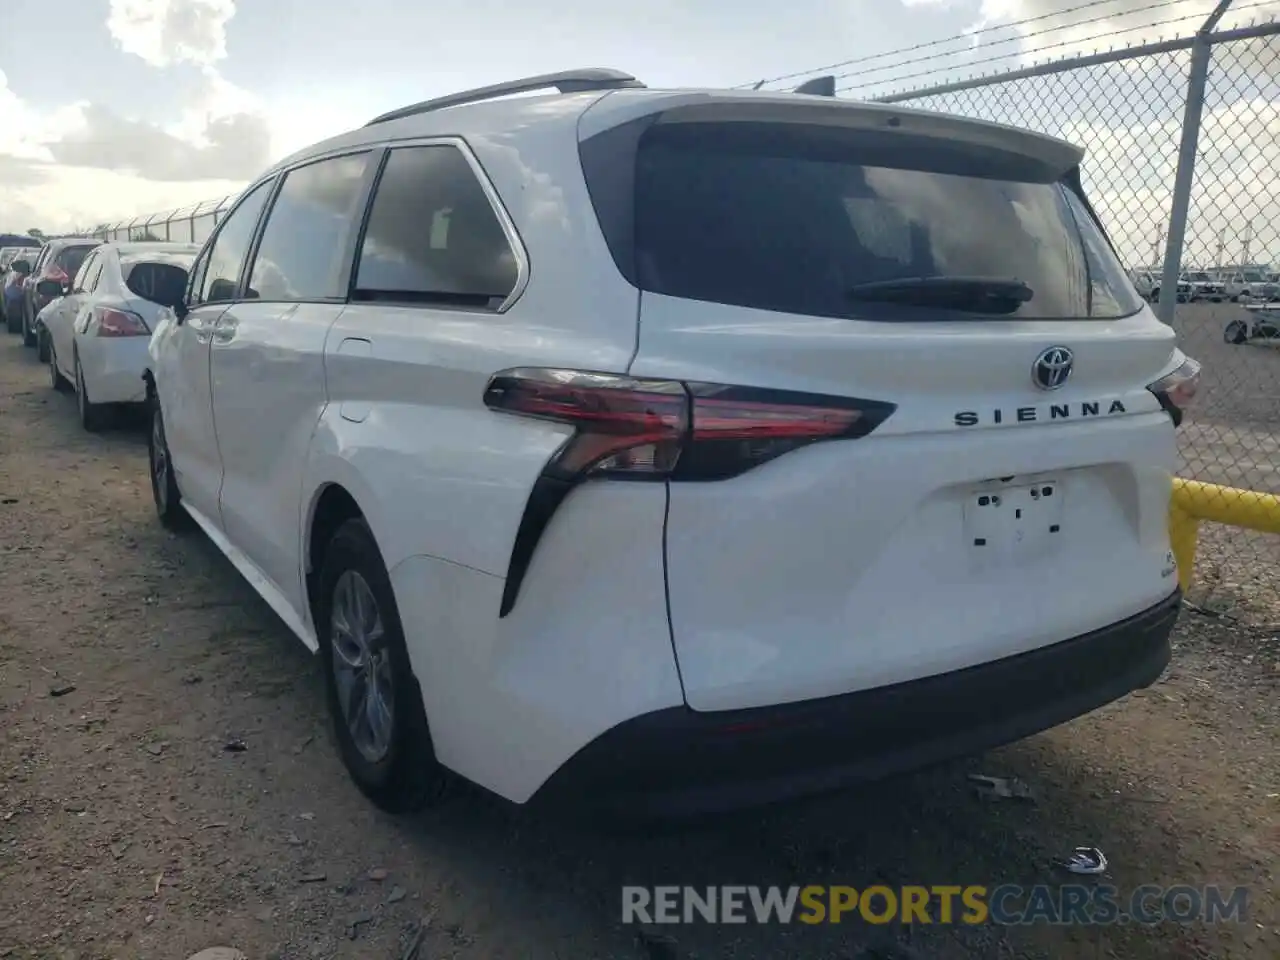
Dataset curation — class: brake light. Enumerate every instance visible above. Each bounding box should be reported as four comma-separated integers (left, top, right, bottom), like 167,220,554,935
1146,355,1201,427
92,308,150,337
483,368,896,615
483,368,894,483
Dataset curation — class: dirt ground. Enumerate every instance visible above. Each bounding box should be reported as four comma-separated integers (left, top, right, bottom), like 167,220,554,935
1,317,1278,960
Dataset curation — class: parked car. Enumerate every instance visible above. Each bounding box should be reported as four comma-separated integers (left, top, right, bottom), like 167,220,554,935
2,256,33,333
1223,271,1277,302
146,69,1194,819
1148,275,1192,304
1129,269,1154,300
40,241,199,431
1180,271,1225,302
20,237,101,348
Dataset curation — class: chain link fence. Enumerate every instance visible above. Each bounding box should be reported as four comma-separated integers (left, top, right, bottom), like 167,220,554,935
859,15,1280,619
78,6,1280,618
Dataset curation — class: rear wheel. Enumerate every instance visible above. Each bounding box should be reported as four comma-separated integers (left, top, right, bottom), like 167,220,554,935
316,518,449,813
75,353,105,432
49,339,70,392
1224,319,1248,344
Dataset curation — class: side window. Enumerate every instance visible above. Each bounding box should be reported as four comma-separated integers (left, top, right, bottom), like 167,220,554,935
198,179,274,304
84,257,106,294
72,252,98,293
31,246,50,273
353,145,519,307
186,246,210,305
248,152,370,301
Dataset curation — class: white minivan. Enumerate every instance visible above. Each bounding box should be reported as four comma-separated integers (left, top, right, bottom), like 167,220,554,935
146,69,1195,818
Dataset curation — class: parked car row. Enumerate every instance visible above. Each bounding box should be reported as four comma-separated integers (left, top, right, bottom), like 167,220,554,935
3,239,198,431
15,70,1198,823
1129,267,1280,304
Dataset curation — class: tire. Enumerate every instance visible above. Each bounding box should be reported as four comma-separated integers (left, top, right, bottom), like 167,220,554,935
148,396,189,530
21,306,36,347
74,352,105,432
49,339,70,392
1224,319,1248,344
1151,288,1160,302
36,327,50,363
315,517,448,813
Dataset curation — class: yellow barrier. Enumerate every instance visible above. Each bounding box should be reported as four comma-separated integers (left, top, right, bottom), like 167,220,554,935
1168,478,1280,592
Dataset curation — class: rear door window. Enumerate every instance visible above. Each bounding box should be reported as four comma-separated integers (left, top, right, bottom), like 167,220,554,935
352,145,519,309
584,120,1143,322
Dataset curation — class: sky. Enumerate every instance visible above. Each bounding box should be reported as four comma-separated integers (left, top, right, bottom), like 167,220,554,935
2,0,1278,268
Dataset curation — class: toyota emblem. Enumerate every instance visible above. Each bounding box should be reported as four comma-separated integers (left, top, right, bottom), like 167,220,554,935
1032,346,1074,390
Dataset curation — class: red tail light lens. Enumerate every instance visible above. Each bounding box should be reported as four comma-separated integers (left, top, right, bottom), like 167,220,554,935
482,370,687,479
483,368,895,483
93,308,150,337
483,368,896,616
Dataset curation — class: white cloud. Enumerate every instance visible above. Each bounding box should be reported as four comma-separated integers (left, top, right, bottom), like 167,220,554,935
107,0,237,68
0,1,279,232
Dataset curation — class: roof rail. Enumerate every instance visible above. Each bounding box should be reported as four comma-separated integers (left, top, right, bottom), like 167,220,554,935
365,68,645,126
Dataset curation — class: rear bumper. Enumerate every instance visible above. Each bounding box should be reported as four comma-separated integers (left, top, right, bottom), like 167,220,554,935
529,589,1181,820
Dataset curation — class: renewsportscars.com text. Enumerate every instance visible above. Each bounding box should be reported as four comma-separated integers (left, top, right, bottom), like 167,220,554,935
621,884,1248,926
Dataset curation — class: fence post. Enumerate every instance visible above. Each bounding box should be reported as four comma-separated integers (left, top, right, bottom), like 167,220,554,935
1157,0,1233,322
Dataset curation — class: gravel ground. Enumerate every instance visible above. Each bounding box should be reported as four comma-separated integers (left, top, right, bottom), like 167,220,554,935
0,309,1277,960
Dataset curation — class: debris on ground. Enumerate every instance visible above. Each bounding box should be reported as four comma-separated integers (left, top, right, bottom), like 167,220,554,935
968,773,1036,802
1055,846,1109,875
49,683,76,697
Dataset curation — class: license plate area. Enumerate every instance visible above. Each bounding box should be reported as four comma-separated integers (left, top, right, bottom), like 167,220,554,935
964,480,1064,564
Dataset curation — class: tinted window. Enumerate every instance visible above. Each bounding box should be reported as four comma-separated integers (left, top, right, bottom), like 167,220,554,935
586,121,1142,321
354,145,518,307
200,180,273,303
249,152,370,300
54,245,95,281
73,252,101,293
125,260,192,308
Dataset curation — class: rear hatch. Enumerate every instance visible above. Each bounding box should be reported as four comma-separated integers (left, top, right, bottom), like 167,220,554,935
579,96,1182,712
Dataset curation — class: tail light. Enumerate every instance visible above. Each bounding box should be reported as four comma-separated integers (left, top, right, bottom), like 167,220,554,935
1146,354,1201,428
484,367,895,615
91,308,150,337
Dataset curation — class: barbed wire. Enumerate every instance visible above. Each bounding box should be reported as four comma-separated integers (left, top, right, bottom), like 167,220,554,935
838,0,1278,95
735,0,1197,89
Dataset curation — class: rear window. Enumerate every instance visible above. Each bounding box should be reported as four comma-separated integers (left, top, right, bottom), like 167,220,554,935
581,119,1142,321
54,245,96,279
124,259,193,308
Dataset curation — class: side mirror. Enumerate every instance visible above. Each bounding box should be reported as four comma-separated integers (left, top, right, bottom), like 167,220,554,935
36,279,64,298
11,259,30,275
174,300,189,323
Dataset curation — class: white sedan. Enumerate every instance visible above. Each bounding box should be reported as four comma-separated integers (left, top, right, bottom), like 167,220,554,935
40,241,198,431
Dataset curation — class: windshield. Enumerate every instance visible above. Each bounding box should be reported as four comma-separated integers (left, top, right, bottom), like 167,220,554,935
1243,272,1263,282
1188,272,1210,281
589,120,1143,321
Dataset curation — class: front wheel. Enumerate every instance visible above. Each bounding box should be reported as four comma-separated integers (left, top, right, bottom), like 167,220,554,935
148,397,189,530
316,518,449,813
1224,319,1248,344
36,327,50,363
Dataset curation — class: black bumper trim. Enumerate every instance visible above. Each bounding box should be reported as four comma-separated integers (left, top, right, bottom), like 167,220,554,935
529,590,1181,820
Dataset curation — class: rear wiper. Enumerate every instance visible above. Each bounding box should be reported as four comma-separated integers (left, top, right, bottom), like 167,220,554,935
846,276,1034,314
